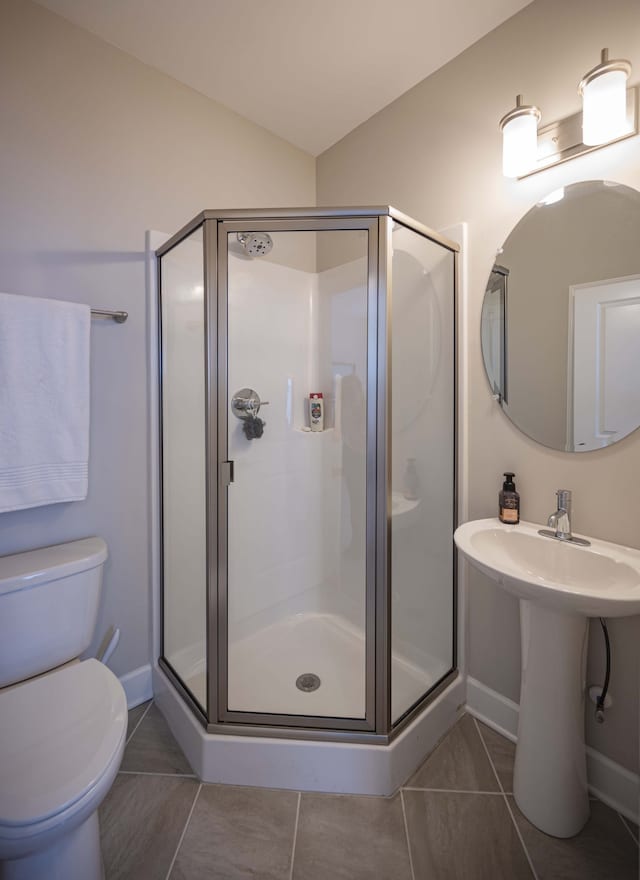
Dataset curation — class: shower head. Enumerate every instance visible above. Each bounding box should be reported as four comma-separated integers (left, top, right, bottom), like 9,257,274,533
236,231,273,257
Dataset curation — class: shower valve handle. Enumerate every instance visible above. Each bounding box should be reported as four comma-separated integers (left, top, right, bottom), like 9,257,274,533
231,388,269,420
233,399,270,411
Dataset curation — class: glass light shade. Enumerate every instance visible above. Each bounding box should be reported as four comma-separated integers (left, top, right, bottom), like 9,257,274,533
582,69,629,145
502,114,539,178
538,187,565,207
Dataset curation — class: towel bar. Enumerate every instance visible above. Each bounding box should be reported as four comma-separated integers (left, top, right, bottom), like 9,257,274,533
90,308,128,323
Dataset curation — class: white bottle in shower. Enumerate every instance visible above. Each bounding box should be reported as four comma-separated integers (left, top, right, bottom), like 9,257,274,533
309,393,324,431
403,458,420,500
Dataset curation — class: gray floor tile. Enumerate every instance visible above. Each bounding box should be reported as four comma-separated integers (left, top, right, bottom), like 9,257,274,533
126,700,151,740
407,714,499,791
476,721,516,791
621,814,639,844
404,790,533,880
100,774,199,880
509,796,639,880
292,792,412,880
171,784,298,880
121,704,193,774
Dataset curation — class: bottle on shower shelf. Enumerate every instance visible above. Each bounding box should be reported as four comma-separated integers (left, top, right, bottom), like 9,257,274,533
403,458,420,501
309,393,324,431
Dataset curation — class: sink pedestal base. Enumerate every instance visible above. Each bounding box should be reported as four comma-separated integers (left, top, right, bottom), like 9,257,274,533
513,600,590,838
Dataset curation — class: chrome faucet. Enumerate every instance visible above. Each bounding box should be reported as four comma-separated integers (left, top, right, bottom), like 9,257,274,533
538,489,591,546
548,489,572,539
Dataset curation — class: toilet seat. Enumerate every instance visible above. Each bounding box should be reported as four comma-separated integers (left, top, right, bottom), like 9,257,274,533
0,659,127,835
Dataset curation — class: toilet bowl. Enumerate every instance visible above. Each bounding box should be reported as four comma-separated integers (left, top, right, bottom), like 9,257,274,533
0,538,127,879
0,659,127,880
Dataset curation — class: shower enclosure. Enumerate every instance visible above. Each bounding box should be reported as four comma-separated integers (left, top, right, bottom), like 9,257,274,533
157,207,457,742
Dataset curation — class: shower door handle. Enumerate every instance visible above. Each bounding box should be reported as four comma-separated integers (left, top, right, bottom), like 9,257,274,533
220,460,234,487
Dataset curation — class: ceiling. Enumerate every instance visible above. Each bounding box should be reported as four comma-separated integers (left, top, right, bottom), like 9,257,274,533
37,0,532,156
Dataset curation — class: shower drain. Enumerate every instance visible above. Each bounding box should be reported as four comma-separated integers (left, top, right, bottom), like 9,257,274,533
296,673,321,692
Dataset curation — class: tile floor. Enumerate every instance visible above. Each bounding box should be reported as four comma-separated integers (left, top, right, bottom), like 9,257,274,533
100,704,639,879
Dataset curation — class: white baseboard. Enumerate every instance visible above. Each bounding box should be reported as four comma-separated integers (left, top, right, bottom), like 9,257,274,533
466,676,519,743
119,664,153,709
466,676,639,825
586,746,640,825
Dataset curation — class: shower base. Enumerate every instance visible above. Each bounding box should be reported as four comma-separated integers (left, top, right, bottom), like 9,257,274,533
155,609,463,795
154,658,463,795
182,611,449,722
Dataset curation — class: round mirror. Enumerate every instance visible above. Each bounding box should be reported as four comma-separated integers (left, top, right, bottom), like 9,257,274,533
481,180,640,451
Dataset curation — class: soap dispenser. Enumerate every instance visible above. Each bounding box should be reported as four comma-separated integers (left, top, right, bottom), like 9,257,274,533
499,472,520,524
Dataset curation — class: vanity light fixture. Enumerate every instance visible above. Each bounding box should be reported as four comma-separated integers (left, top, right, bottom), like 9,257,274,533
579,49,632,145
499,95,541,178
500,48,637,179
537,186,565,206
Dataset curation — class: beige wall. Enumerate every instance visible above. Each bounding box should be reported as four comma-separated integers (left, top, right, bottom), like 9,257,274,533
318,0,640,772
0,0,315,680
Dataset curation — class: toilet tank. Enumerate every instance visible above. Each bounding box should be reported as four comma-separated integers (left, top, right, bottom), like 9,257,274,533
0,537,108,688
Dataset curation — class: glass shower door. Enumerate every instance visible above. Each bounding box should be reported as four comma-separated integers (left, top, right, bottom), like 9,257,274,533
217,219,377,728
389,224,456,723
160,225,208,713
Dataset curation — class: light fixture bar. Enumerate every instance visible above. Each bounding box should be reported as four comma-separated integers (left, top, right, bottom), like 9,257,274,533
515,86,637,179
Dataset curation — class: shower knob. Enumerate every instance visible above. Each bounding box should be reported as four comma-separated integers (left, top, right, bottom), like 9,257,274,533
231,388,269,420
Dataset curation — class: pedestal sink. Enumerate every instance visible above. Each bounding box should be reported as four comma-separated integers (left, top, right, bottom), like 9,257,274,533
454,518,640,838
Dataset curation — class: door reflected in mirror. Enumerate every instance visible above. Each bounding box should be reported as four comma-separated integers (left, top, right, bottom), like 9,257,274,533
481,180,640,452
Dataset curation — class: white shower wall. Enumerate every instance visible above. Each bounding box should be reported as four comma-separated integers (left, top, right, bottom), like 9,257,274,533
227,255,337,631
227,250,368,638
225,244,370,717
316,256,369,628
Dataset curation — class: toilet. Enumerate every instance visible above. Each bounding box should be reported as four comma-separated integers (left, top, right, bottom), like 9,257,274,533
0,538,127,880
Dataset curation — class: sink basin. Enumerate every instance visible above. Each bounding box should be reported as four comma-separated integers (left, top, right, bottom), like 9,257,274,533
454,518,640,618
455,517,640,839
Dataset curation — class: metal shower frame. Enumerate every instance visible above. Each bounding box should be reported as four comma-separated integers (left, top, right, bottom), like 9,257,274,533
156,206,459,745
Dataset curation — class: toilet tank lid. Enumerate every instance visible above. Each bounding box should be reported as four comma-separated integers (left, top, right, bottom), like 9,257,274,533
0,538,108,596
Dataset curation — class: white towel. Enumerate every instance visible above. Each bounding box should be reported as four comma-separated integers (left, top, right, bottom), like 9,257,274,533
0,292,90,512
